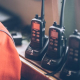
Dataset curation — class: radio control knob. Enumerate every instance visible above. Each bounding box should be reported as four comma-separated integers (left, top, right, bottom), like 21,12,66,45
35,14,38,19
53,22,57,26
38,17,41,19
32,31,35,33
73,29,78,35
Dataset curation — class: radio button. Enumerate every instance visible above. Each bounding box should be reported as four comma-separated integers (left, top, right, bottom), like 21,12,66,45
36,39,40,42
70,48,73,51
37,32,40,34
50,39,53,42
54,44,58,46
74,58,78,61
74,53,78,57
54,48,57,51
32,31,35,33
32,38,35,40
69,52,73,55
50,42,53,45
32,34,35,36
55,40,58,43
36,35,40,37
75,50,78,53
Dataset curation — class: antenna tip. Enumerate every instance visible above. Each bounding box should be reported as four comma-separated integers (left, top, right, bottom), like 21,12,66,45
35,14,38,19
73,29,78,35
53,22,57,26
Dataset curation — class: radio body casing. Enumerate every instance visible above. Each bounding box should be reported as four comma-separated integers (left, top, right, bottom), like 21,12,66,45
47,26,65,59
60,32,80,80
41,25,66,71
65,35,80,70
30,18,45,50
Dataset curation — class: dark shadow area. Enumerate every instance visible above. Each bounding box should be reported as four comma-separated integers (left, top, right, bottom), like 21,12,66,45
0,6,23,31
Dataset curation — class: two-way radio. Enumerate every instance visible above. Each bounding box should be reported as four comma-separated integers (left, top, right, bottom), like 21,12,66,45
25,0,49,61
60,29,80,80
41,0,67,71
30,0,45,50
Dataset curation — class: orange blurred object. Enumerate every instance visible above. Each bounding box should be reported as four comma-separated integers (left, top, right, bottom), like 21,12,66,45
0,22,21,80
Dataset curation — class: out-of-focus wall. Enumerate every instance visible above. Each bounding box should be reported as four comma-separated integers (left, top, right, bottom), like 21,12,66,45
64,0,76,39
0,0,76,38
75,0,80,31
0,0,59,35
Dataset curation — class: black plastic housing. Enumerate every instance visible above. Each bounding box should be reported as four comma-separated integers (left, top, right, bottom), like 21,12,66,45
25,35,49,61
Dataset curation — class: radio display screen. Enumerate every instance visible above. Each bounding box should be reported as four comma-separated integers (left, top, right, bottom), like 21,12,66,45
50,29,58,39
32,22,40,30
69,38,79,48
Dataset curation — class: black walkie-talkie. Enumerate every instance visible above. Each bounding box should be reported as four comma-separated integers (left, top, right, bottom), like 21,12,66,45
30,0,45,50
41,0,67,71
60,29,80,80
25,0,49,60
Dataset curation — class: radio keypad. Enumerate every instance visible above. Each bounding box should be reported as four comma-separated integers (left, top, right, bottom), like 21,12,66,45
32,29,40,40
53,40,58,52
68,48,79,63
49,38,58,52
31,29,41,49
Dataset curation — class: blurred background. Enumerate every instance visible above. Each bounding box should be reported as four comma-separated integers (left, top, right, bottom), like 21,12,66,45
0,0,79,39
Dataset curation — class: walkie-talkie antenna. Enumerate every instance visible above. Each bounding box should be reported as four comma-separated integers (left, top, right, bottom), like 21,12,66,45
60,0,66,28
41,0,44,21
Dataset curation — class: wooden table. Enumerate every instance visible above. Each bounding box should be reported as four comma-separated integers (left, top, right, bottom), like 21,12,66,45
16,40,61,80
